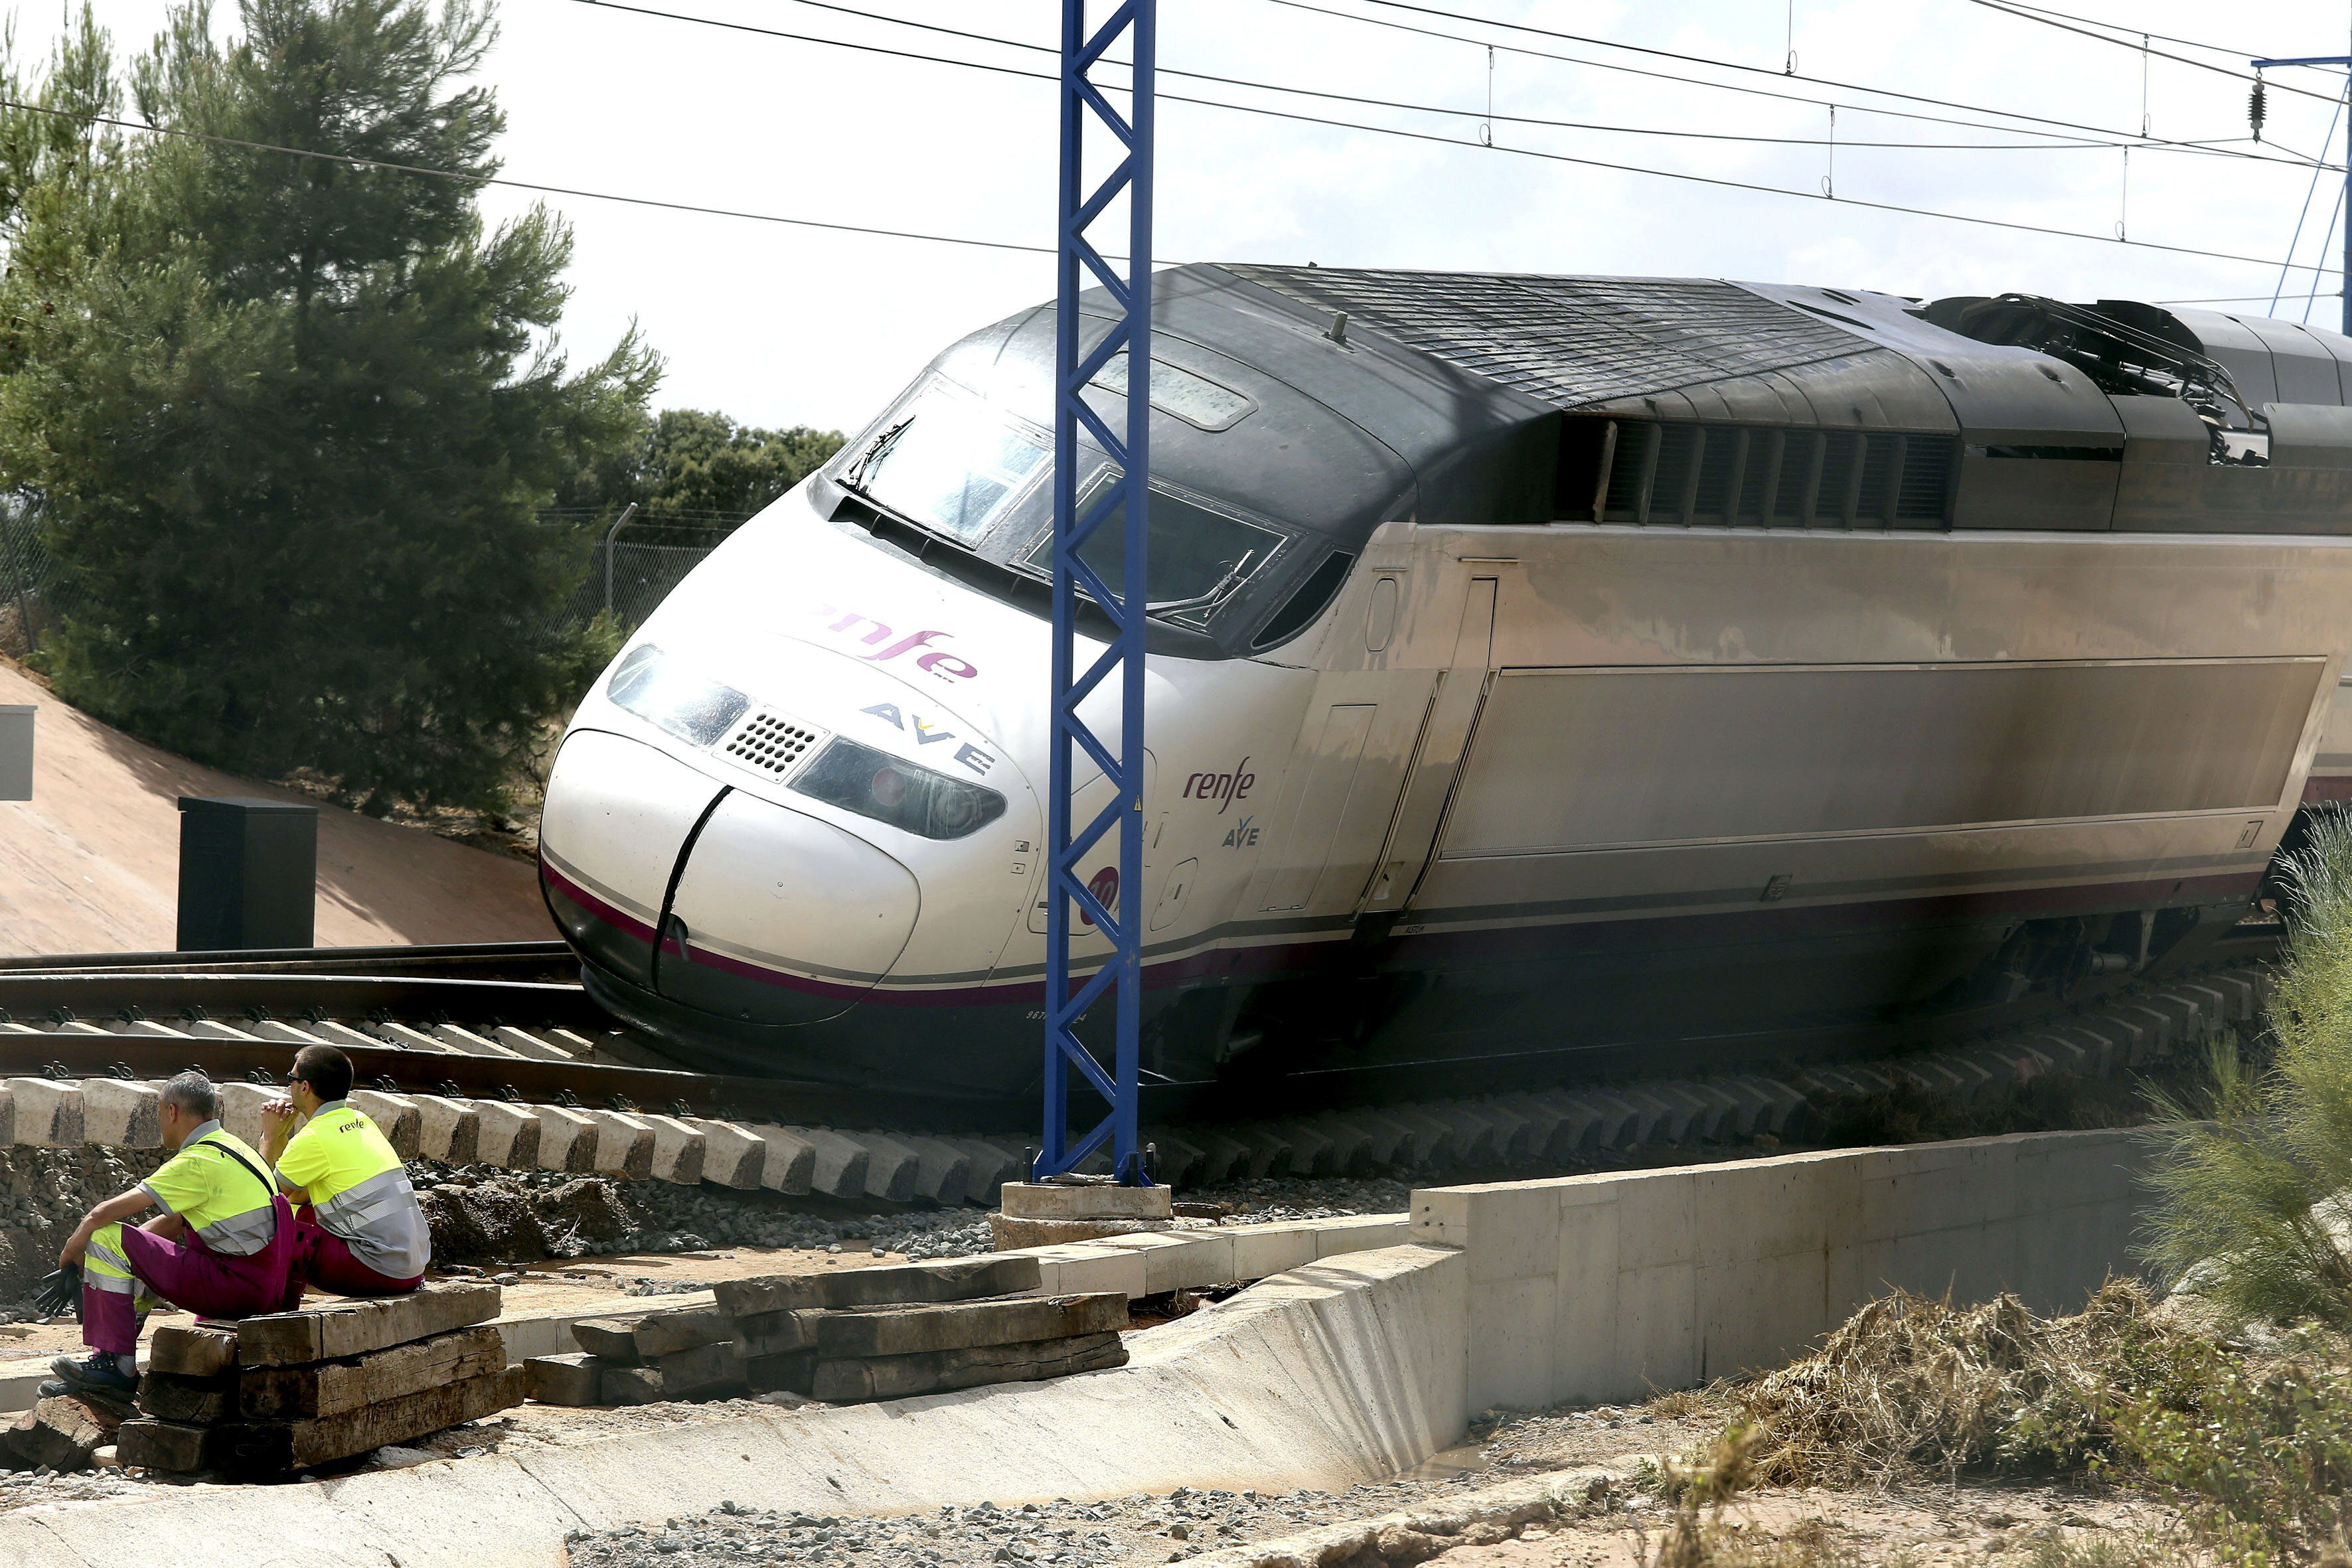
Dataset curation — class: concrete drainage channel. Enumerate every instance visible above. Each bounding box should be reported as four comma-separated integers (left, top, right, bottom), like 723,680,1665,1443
0,1125,2156,1568
0,964,2267,1213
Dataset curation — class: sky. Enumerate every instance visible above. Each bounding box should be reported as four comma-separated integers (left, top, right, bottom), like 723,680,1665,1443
36,0,2352,435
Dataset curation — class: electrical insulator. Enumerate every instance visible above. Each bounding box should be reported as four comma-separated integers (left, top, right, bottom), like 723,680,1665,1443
2250,74,2268,141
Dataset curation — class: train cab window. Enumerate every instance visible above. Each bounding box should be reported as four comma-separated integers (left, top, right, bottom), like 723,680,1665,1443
1253,550,1356,649
1018,469,1286,621
837,380,1048,544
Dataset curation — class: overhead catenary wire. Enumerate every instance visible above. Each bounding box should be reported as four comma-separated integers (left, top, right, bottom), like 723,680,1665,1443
747,0,2347,171
551,0,2351,279
1974,0,2318,66
11,11,2343,287
1958,0,2345,102
1288,0,2348,149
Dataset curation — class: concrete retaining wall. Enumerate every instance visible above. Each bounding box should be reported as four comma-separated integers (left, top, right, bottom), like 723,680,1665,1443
0,1129,2157,1567
1414,1129,2150,1410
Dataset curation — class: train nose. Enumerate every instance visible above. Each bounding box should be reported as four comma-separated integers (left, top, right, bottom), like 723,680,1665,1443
540,730,921,1024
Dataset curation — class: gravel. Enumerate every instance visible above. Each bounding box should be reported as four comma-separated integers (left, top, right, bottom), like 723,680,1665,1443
563,1478,1491,1568
408,1166,1415,1271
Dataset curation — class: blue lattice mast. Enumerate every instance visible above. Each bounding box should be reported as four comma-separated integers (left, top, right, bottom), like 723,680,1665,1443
1036,0,1155,1184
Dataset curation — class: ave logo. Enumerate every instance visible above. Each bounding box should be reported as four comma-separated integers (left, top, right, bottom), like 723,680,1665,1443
859,704,995,776
1220,814,1260,850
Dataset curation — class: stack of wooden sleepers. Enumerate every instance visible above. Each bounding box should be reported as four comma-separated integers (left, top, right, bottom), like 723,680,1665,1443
118,1281,523,1478
525,1255,1129,1407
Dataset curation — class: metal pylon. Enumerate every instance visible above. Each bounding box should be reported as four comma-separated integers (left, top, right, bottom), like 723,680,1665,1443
1036,0,1154,1184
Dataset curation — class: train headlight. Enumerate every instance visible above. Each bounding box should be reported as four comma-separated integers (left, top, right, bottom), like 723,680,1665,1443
789,738,1007,841
605,643,751,747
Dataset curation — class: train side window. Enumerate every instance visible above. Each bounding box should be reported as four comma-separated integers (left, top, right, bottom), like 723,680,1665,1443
1555,418,1614,521
1253,551,1356,649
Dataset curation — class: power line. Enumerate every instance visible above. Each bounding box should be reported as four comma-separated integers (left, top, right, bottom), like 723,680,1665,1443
2155,293,2344,303
0,96,1067,257
1247,0,2338,171
572,0,2134,156
1315,0,2348,143
1959,0,2343,101
558,0,2347,278
1971,1,2313,64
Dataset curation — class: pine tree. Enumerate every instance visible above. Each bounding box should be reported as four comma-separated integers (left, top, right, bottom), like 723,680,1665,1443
0,0,657,811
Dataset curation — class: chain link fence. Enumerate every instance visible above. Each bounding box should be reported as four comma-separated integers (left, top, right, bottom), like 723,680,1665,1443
0,506,740,660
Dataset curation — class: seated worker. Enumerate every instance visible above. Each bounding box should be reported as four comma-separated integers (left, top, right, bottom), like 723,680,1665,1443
49,1071,291,1398
261,1044,430,1298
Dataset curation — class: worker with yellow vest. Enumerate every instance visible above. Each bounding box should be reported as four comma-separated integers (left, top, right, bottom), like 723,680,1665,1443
261,1044,431,1296
49,1071,292,1399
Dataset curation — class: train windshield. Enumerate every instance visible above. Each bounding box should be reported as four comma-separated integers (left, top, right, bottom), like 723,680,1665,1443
1017,468,1285,619
834,375,1293,631
839,382,1048,544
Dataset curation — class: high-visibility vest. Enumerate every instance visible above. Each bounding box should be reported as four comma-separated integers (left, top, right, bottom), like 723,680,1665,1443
139,1122,279,1257
275,1101,431,1280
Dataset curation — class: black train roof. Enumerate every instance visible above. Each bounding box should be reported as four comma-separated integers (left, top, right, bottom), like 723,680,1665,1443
1223,265,1875,410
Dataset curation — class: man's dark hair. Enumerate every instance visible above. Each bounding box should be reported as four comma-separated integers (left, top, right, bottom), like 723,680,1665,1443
160,1070,218,1122
290,1044,354,1104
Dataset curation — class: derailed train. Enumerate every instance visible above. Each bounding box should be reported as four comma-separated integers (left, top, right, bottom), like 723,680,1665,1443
538,266,2352,1097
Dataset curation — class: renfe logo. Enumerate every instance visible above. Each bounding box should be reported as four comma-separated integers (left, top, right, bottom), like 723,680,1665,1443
1183,757,1255,815
819,610,979,682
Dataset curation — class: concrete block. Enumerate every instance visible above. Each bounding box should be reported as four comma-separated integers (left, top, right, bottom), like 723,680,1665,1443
431,1024,524,1059
586,1111,655,1179
1575,1091,1640,1150
1616,1261,1699,1393
214,1083,275,1150
1092,1231,1228,1295
1423,1106,1502,1166
348,1091,422,1161
1142,1133,1206,1188
412,1095,482,1166
742,1126,817,1195
1023,1243,1148,1300
1227,1221,1319,1281
1690,1156,1849,1267
1308,1110,1402,1170
784,1127,870,1198
1466,1274,1556,1411
1384,1109,1459,1168
1268,1119,1338,1176
1646,1083,1707,1144
473,1101,542,1170
530,1105,600,1173
5,1079,80,1147
376,1022,461,1054
1314,1214,1408,1258
491,1027,576,1061
1421,1181,1562,1285
1225,1124,1291,1179
83,1079,161,1149
120,1020,190,1038
1611,1089,1673,1146
2207,971,2256,1020
1001,1182,1172,1221
1552,1190,1621,1405
250,1020,324,1046
640,1115,707,1186
1614,1167,1699,1271
852,1132,920,1202
1470,1101,1537,1164
898,1137,971,1206
2111,1004,2176,1058
693,1121,767,1190
1182,1128,1254,1185
311,1021,385,1051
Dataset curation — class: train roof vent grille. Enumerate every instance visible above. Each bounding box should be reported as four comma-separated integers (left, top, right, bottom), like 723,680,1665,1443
719,709,827,779
1225,266,1871,409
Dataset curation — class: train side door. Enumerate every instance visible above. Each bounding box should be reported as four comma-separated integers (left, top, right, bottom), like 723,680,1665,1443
1359,576,1498,914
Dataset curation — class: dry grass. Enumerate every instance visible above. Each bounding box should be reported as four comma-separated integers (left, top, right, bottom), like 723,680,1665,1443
1725,1281,2192,1487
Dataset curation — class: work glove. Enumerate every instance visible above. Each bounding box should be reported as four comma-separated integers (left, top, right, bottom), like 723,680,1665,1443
30,1263,78,1318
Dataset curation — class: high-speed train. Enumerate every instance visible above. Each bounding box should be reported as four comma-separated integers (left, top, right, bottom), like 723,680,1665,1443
538,266,2352,1097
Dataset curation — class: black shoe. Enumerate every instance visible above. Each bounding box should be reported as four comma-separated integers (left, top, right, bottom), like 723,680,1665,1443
46,1354,137,1399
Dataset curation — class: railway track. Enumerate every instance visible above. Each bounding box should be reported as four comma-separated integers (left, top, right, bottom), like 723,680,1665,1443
0,929,2278,1212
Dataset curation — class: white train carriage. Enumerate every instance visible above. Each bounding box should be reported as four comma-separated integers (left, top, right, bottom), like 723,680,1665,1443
538,268,2352,1095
